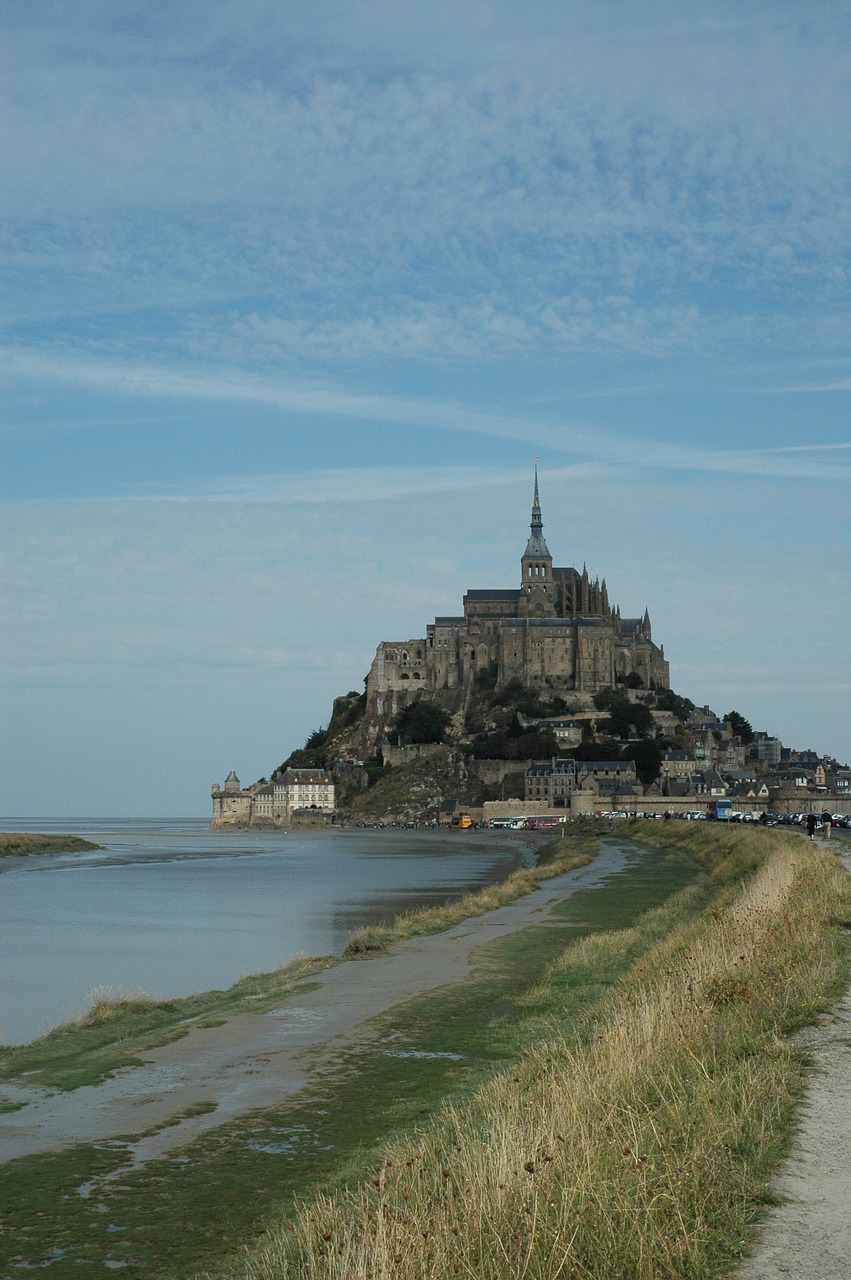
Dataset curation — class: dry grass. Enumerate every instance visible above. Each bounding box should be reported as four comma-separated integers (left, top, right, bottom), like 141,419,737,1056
202,827,849,1280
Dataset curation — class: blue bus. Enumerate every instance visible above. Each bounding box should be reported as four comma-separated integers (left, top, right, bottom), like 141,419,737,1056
709,798,733,821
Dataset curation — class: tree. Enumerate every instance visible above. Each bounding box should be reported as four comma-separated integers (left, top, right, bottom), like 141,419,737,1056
621,740,663,785
572,739,622,761
394,700,450,745
605,695,654,740
655,689,696,723
725,710,754,744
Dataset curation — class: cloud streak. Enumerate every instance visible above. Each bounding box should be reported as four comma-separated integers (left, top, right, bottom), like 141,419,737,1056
4,348,850,489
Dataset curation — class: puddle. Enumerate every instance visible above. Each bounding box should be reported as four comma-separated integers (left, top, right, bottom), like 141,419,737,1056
264,1004,326,1025
244,1123,335,1156
387,1049,465,1060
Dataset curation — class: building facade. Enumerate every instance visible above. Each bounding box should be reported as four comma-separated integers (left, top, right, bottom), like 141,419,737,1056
211,767,335,828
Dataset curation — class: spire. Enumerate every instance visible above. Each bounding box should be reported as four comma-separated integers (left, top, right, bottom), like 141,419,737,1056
523,463,551,559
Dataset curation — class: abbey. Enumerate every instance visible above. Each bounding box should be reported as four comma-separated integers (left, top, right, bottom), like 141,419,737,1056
364,474,669,747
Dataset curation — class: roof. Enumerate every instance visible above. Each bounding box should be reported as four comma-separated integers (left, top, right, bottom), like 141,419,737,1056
576,760,637,775
276,769,332,785
526,759,576,777
464,589,520,601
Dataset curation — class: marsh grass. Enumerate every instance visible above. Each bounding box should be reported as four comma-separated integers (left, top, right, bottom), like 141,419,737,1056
0,954,334,1091
206,826,850,1280
343,843,594,955
0,832,101,857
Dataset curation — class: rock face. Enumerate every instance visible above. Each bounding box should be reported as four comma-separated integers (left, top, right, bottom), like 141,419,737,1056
362,473,669,752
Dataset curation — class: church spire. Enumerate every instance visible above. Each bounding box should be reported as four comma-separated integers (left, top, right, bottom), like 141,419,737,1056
523,463,551,559
520,464,554,614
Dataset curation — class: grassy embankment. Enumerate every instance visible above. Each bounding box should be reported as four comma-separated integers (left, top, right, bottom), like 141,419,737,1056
0,824,847,1280
197,823,850,1280
0,832,102,858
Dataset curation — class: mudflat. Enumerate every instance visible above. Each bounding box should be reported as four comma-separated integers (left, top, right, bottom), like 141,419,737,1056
0,843,629,1167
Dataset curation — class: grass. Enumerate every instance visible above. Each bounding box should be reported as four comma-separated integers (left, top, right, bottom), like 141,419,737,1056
0,955,334,1090
343,835,596,955
0,833,698,1279
196,824,850,1280
0,831,102,857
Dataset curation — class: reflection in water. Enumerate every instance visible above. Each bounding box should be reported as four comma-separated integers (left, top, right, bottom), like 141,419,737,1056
0,818,536,1045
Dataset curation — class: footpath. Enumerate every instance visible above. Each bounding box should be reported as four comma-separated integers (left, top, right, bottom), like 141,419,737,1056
734,832,851,1280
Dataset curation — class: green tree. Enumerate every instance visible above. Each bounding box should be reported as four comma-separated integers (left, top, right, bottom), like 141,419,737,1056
725,710,754,744
605,695,654,740
655,689,696,723
394,700,450,745
621,740,663,785
571,739,622,761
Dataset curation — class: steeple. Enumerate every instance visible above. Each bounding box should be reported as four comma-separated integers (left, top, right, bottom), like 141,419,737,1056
520,465,554,614
523,464,551,560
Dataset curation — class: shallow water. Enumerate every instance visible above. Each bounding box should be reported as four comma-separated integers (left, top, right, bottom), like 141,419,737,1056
0,817,533,1045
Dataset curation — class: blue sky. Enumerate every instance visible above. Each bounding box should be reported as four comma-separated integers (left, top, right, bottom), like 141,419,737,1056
2,1,849,816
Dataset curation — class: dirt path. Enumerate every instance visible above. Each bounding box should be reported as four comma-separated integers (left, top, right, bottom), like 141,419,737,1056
733,834,851,1280
0,842,630,1168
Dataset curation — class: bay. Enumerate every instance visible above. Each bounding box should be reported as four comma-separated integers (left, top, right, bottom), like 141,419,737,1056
0,817,534,1046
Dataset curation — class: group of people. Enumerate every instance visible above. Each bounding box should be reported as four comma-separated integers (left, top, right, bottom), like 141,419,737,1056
806,812,833,840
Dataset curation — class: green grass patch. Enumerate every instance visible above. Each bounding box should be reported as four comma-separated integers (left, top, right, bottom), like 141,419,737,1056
0,959,333,1091
0,831,102,857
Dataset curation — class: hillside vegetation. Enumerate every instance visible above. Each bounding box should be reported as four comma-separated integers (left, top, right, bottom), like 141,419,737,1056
272,679,705,820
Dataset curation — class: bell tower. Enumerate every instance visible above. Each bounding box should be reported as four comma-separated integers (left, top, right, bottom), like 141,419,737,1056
520,466,555,616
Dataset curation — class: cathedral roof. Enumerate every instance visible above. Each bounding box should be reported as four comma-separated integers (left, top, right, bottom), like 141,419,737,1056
464,589,520,601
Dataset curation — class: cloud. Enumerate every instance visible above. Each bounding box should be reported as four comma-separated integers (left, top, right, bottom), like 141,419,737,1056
4,348,850,488
3,3,851,372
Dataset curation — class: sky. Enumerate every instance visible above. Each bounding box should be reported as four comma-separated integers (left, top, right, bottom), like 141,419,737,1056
1,0,849,817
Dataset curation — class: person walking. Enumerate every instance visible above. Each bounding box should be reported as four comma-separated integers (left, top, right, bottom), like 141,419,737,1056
806,812,817,840
822,811,832,839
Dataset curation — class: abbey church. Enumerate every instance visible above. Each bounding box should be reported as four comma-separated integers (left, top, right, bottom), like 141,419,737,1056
364,474,669,748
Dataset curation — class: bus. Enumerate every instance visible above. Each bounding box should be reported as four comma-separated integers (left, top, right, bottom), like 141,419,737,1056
709,798,733,821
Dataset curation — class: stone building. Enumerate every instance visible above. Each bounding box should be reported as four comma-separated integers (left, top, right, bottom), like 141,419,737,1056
211,767,335,828
365,473,669,750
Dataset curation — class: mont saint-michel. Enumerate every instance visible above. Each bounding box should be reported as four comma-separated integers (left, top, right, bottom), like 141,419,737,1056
363,470,669,749
212,477,849,828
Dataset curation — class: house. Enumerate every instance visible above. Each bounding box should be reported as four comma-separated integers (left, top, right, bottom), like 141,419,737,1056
273,768,336,819
525,758,577,807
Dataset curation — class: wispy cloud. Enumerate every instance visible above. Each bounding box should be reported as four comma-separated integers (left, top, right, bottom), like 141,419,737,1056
4,348,850,487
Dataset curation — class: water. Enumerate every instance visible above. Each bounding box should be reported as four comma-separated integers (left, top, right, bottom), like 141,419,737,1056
0,817,535,1046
